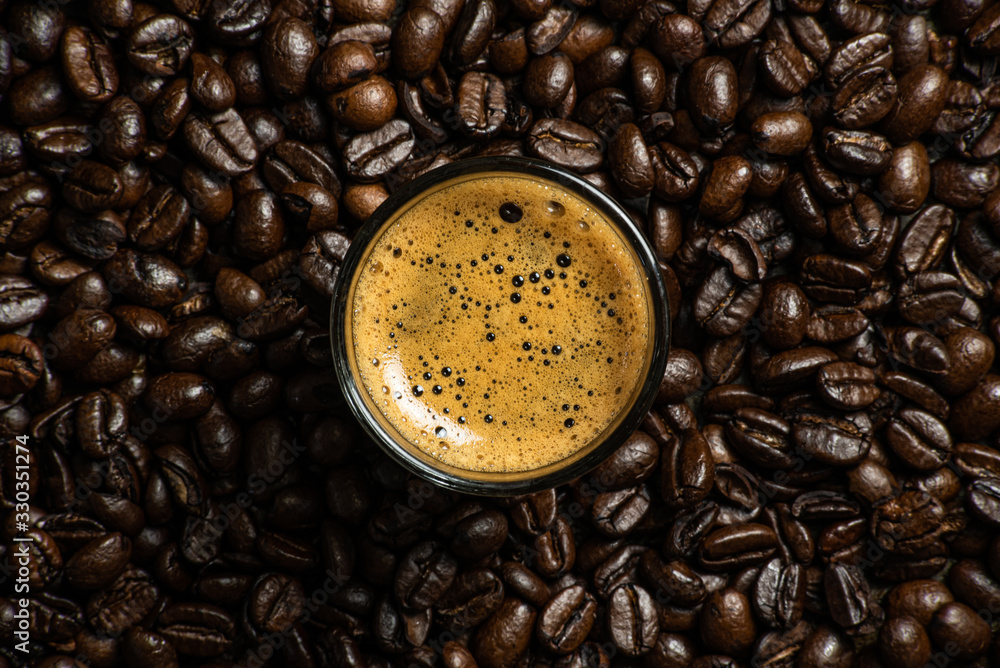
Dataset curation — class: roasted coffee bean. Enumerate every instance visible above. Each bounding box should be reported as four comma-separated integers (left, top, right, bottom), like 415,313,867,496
758,279,809,349
592,485,650,537
759,39,817,97
392,11,444,80
800,254,872,304
576,47,630,96
661,428,715,507
471,597,535,668
65,532,131,590
708,228,767,282
726,408,795,469
792,411,872,466
654,14,706,69
938,327,994,396
46,308,116,371
155,602,235,657
61,26,118,103
825,563,880,632
435,567,504,630
878,616,931,668
121,628,177,668
501,562,549,608
314,41,377,92
0,333,44,394
929,602,991,660
807,305,868,344
702,336,748,385
803,142,859,204
533,516,576,577
694,266,762,336
932,159,1000,208
630,47,665,113
657,347,705,403
753,558,805,628
688,56,738,134
590,430,658,491
189,53,236,112
262,140,340,197
260,18,318,100
343,119,415,181
649,142,700,202
523,52,573,109
700,588,756,656
968,477,1000,526
700,523,778,570
524,6,575,56
894,206,954,278
880,65,949,144
0,276,48,331
826,33,893,89
452,510,508,559
607,583,659,657
536,585,597,655
245,572,304,635
510,489,558,534
816,362,879,410
885,579,953,626
752,111,812,156
699,0,770,48
608,123,654,198
878,142,931,214
527,119,603,173
822,129,892,176
833,66,898,130
327,76,397,132
179,165,233,225
450,0,496,65
233,190,285,261
127,185,190,252
700,156,752,220
184,109,257,176
950,374,1000,440
127,15,193,76
62,161,123,213
393,93,445,151
395,541,458,610
639,551,707,607
6,66,70,126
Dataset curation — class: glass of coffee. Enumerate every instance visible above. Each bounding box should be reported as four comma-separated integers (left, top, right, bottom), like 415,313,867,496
331,157,670,495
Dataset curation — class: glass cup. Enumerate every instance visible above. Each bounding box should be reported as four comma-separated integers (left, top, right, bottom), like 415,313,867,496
331,157,670,495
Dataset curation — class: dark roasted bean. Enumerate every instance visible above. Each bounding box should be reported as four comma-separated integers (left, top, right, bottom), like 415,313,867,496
183,109,258,176
536,585,597,654
700,588,756,656
607,583,659,657
527,118,603,173
343,119,415,181
688,57,738,135
471,597,535,668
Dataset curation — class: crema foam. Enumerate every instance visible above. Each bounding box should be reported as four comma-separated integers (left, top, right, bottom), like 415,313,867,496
351,174,651,472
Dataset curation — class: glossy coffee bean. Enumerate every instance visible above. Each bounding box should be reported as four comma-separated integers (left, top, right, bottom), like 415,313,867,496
877,617,931,668
700,589,756,657
929,603,991,660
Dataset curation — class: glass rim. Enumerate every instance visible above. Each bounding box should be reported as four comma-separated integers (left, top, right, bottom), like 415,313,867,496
331,156,670,495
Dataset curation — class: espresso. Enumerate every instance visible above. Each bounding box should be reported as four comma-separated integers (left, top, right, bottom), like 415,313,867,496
351,174,651,472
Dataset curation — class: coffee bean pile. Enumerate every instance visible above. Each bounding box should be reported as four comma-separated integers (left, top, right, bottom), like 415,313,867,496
2,0,1000,665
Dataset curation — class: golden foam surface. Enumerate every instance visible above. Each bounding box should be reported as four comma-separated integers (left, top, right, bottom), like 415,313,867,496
351,174,650,472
